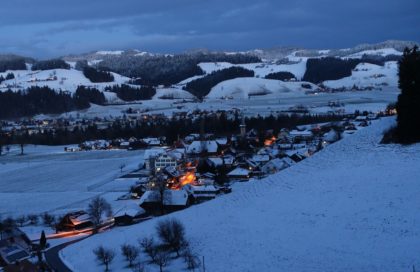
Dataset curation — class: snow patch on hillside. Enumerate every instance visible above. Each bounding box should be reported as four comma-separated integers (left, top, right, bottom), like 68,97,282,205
206,77,316,99
153,87,195,100
0,68,130,94
323,61,398,89
347,48,403,58
198,61,307,80
96,50,124,55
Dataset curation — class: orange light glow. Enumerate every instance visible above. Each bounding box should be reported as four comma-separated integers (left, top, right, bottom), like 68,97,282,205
179,171,196,187
264,136,276,146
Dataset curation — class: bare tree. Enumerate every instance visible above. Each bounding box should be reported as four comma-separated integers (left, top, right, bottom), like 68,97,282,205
131,262,147,272
27,214,38,225
93,245,115,271
121,243,139,267
183,247,201,271
42,213,54,226
3,217,16,236
15,215,26,227
153,174,168,215
139,237,159,262
87,196,112,234
156,218,188,257
153,249,170,272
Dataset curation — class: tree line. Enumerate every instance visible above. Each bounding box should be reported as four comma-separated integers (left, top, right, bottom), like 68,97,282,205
31,59,70,71
265,71,296,81
0,86,89,119
105,84,156,101
83,66,114,83
303,56,389,83
0,57,27,72
96,52,261,86
1,112,347,146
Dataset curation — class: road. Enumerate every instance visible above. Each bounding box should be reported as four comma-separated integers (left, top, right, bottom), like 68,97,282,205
45,236,90,272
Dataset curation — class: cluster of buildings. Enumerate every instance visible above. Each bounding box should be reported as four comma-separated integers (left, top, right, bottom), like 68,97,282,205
133,115,377,213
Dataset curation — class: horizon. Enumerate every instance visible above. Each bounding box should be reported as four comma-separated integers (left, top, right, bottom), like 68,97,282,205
1,0,419,58
1,39,418,60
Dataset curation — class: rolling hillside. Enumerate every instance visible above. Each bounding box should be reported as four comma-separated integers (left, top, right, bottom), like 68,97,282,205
61,117,420,271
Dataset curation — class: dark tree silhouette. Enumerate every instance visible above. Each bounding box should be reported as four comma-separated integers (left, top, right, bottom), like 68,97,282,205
396,46,420,143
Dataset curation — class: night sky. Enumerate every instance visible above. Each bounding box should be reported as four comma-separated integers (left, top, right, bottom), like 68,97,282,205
1,0,419,58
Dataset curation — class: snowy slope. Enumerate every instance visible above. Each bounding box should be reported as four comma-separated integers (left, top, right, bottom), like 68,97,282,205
206,77,317,99
0,68,131,94
62,117,420,272
153,87,195,100
198,60,307,79
346,48,403,58
323,61,398,89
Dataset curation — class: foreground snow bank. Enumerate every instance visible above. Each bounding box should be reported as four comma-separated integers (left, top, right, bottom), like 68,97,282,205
62,117,420,272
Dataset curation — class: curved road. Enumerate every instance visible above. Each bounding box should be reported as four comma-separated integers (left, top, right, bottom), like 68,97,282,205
45,236,90,272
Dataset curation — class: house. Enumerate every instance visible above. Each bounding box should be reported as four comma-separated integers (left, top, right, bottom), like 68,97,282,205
288,130,313,142
0,228,32,266
139,189,190,213
206,155,234,168
323,129,340,143
186,140,218,155
154,153,178,172
227,167,250,181
56,211,93,231
114,203,149,225
144,148,166,170
142,138,161,146
251,154,270,165
261,158,294,175
184,184,218,202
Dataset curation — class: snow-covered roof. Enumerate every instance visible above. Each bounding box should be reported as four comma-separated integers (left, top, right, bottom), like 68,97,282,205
227,167,250,177
144,148,165,160
207,157,223,167
251,154,270,163
289,130,313,137
186,141,218,154
215,138,228,145
114,203,145,217
140,190,188,206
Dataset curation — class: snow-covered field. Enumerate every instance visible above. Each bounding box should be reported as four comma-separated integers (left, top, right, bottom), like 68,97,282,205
0,145,144,216
62,117,420,272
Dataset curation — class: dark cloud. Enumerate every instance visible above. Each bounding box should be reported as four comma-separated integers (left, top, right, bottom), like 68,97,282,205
1,0,419,58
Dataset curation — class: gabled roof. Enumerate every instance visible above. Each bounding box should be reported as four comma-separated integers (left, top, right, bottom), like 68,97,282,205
144,148,165,160
227,167,250,177
186,141,218,154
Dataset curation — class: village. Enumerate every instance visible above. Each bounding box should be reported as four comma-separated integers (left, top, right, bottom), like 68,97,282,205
0,108,385,270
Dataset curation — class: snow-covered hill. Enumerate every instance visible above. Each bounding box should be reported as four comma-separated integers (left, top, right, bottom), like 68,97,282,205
206,77,317,99
0,67,131,94
153,87,195,100
323,61,398,89
61,117,420,272
198,60,307,79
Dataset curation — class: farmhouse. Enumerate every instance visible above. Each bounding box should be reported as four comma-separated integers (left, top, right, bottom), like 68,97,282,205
227,167,250,181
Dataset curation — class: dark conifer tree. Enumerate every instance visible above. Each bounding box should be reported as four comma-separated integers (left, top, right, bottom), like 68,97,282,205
396,46,420,143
